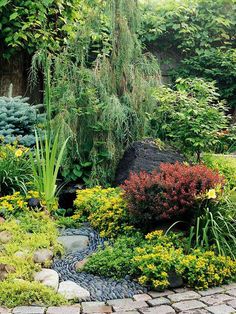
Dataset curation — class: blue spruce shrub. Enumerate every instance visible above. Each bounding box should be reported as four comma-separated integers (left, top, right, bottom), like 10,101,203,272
0,92,43,146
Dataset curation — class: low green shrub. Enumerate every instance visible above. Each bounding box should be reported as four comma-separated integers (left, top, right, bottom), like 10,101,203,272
0,280,66,307
73,186,134,238
0,142,32,196
203,154,236,189
82,233,144,279
83,230,236,290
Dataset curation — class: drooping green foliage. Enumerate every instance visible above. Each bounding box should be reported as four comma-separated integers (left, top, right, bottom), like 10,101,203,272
50,0,160,185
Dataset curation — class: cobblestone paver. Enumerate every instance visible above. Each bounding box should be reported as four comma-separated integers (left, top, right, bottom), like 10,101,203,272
4,283,236,313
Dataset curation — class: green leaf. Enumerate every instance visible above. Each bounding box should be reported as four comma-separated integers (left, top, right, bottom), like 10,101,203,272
9,12,18,21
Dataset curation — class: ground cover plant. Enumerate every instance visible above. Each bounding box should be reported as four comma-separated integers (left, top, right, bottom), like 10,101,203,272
0,204,66,307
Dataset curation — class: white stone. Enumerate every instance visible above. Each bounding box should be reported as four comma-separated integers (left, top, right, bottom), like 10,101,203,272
58,235,89,254
58,280,90,301
34,268,59,291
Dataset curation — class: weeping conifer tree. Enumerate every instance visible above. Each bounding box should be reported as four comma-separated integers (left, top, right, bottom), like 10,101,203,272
51,0,160,185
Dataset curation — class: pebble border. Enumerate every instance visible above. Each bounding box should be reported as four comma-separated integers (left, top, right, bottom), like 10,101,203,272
52,225,145,301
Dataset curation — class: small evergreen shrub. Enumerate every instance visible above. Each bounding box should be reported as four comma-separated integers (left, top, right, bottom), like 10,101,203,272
121,162,224,225
73,186,133,238
0,93,43,146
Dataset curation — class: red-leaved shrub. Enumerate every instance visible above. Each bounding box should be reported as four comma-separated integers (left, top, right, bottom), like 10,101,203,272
121,162,224,224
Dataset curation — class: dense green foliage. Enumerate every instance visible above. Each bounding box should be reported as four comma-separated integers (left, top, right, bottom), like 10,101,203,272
0,0,99,58
141,0,236,108
149,78,228,160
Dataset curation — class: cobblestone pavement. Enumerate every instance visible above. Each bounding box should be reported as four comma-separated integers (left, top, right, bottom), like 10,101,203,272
3,283,236,314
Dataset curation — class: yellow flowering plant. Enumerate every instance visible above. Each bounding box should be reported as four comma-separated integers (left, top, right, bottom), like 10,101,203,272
73,186,133,238
0,141,32,196
176,250,236,290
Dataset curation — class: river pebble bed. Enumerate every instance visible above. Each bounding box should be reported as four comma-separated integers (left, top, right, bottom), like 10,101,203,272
52,225,146,301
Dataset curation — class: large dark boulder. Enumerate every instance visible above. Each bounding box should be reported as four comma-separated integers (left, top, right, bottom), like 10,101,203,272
114,139,185,185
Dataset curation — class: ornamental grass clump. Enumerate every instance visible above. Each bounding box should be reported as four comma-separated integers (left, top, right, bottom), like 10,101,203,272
121,162,224,226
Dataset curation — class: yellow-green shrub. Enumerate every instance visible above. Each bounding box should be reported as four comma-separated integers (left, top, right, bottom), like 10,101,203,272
0,212,63,281
203,154,236,189
73,186,133,238
0,191,58,218
84,230,236,290
0,280,66,307
177,250,236,290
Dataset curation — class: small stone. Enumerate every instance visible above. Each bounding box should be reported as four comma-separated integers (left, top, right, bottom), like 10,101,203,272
168,269,183,288
227,289,236,297
46,305,80,314
0,217,5,224
172,300,206,311
0,307,10,314
0,263,15,281
34,268,59,291
207,304,236,314
12,306,45,314
58,280,90,301
14,250,29,258
133,294,152,302
82,301,112,313
0,231,12,244
139,305,175,314
148,290,175,298
75,259,88,271
33,249,53,264
147,297,170,306
227,299,236,308
198,287,225,297
168,291,201,303
200,293,233,305
58,235,89,254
